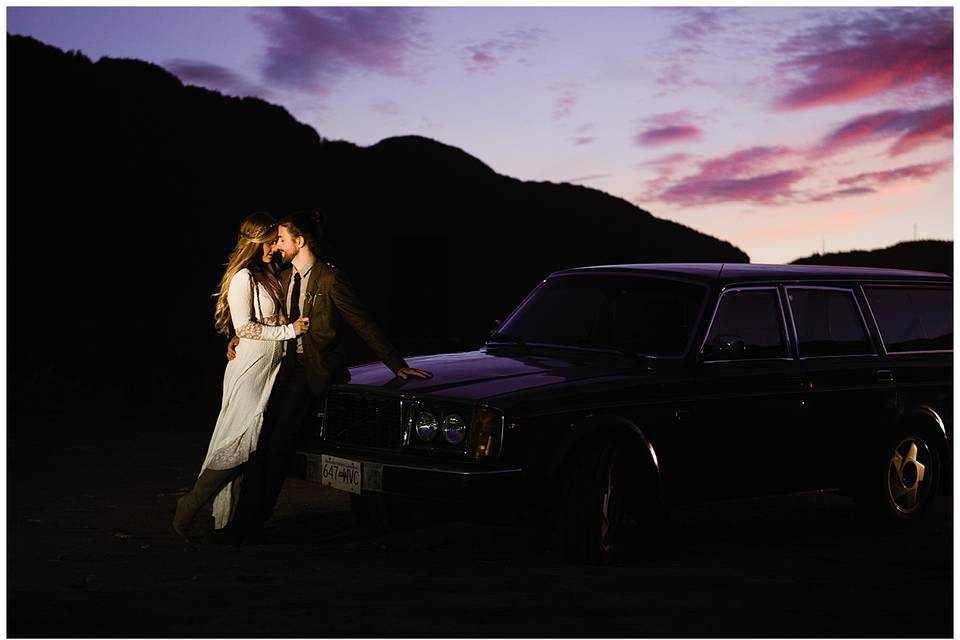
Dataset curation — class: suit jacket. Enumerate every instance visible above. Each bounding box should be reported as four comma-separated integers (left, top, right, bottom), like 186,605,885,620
282,262,407,396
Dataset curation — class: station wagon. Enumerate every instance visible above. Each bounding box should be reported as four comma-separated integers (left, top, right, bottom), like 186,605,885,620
297,264,952,562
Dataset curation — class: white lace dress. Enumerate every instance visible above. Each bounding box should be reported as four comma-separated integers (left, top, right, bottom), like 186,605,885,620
201,268,296,528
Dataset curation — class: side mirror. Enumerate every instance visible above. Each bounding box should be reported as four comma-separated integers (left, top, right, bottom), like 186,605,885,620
701,334,746,361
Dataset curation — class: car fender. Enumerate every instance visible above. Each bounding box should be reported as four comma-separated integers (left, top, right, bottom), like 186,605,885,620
897,404,948,442
546,414,662,491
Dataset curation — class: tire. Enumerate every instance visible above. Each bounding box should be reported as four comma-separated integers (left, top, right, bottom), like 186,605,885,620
561,441,629,564
858,427,942,525
349,493,410,532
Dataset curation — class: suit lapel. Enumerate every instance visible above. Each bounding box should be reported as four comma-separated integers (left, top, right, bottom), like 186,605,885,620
303,263,322,317
304,264,322,296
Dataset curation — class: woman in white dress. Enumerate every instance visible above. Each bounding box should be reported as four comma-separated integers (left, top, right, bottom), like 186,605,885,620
173,212,309,540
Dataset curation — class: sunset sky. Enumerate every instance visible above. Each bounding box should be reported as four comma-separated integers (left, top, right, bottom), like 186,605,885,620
7,6,953,263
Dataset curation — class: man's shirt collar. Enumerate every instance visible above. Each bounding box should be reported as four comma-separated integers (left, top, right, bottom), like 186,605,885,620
292,253,316,279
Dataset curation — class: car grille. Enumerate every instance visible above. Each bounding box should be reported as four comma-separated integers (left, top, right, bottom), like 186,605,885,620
323,391,404,450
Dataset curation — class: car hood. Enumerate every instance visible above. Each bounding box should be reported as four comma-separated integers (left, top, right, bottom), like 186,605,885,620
344,347,660,402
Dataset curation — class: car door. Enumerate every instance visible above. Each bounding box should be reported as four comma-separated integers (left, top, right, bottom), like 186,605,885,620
859,282,953,463
679,286,807,502
783,284,890,491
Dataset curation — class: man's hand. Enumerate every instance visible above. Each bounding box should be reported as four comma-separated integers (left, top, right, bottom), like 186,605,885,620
226,336,240,360
396,367,432,380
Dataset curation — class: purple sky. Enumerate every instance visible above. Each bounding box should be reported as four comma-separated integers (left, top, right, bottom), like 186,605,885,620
7,6,953,263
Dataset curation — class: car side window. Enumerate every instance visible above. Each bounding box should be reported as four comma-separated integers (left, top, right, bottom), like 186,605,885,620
703,289,786,361
863,286,953,353
787,287,873,357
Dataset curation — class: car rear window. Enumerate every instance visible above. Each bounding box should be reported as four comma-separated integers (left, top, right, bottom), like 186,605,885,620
787,287,873,358
863,286,952,353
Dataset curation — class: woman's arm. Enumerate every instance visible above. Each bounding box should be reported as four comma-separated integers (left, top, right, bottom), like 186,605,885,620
228,270,298,341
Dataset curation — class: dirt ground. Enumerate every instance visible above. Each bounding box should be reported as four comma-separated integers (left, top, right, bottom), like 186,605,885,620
8,406,953,638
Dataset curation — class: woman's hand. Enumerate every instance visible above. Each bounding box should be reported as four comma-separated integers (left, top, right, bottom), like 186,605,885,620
292,317,311,336
226,336,240,360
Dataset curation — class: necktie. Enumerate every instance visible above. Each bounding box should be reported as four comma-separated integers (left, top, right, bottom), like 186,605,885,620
285,272,301,363
289,271,301,320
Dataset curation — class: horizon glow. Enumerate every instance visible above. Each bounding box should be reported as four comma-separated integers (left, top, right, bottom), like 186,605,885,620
7,6,953,263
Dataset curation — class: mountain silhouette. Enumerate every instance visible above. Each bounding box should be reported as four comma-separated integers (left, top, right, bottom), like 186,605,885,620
790,240,952,275
8,34,749,413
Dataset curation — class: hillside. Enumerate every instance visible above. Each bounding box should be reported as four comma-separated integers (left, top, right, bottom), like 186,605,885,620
790,240,952,275
8,34,749,412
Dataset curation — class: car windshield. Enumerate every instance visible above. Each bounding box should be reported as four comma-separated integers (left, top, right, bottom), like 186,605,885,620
490,274,706,357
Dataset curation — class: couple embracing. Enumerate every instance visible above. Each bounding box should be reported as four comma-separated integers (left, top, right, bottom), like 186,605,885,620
173,211,431,544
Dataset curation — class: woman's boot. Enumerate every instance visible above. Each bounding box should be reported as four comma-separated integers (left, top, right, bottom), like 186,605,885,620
173,467,236,540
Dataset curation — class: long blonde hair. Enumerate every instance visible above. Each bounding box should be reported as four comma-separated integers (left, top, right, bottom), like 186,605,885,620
213,212,285,337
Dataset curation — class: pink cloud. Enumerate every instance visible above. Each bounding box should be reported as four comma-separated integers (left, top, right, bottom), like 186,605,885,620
463,28,544,73
774,8,952,110
642,146,806,206
635,153,696,203
635,112,704,147
637,152,694,176
698,146,794,178
644,110,695,128
466,49,497,72
553,94,577,119
659,169,809,207
838,160,952,187
251,7,426,94
806,159,951,203
816,102,953,157
548,83,582,120
639,152,694,168
565,173,610,184
635,125,702,147
164,59,267,98
809,187,876,203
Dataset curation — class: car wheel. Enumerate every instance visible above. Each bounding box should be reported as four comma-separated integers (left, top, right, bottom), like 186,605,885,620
349,493,410,532
859,428,941,524
562,441,627,564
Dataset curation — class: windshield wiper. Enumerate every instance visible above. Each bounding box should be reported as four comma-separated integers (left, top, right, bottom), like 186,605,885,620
611,344,664,362
486,333,528,349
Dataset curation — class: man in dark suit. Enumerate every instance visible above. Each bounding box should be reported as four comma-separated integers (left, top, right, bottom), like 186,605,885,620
223,211,431,543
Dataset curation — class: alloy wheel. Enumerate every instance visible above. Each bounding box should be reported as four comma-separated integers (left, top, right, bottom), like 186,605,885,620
886,437,932,514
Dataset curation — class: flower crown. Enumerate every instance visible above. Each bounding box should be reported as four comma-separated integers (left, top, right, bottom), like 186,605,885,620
240,223,278,241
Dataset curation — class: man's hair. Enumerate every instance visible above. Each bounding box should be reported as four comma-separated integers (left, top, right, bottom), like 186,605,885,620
279,210,323,252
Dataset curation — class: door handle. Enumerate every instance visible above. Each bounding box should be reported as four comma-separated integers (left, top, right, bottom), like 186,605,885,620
784,376,807,388
876,369,894,383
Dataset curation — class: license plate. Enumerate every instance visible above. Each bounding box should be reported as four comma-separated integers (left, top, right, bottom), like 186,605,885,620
320,455,362,494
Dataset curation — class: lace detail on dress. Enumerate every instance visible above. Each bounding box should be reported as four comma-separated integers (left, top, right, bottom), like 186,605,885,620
235,315,282,339
236,322,263,339
206,425,259,470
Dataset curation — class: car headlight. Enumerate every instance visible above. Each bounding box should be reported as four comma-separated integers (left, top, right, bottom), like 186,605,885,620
442,413,466,445
416,411,439,441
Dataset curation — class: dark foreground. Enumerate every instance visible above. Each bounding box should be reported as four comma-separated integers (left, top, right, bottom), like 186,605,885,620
8,407,953,638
